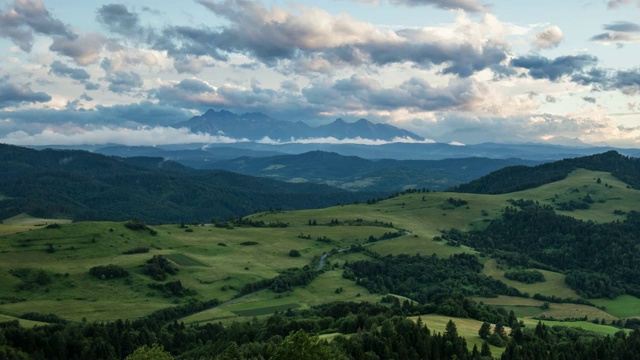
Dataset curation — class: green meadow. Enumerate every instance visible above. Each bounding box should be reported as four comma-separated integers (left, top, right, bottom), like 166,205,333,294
1,168,640,346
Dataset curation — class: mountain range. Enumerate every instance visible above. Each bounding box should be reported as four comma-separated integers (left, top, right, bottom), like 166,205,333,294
173,109,423,141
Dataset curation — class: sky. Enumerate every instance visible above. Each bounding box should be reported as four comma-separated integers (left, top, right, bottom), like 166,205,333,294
1,0,640,147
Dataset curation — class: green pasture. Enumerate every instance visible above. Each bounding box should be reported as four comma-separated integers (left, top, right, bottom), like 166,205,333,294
592,295,640,318
411,314,505,355
2,213,72,226
475,296,617,322
521,318,628,336
481,259,579,299
0,167,638,329
0,313,47,328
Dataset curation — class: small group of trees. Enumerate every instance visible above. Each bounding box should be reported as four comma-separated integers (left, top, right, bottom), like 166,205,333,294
143,255,178,281
89,264,129,280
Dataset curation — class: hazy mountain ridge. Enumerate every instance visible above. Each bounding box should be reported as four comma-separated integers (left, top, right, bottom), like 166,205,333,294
210,150,542,191
173,109,424,141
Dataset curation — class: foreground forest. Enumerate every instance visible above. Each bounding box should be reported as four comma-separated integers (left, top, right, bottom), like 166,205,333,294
2,149,640,359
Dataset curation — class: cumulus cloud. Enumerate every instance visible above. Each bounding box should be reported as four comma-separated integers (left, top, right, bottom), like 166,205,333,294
105,71,143,94
0,78,51,108
534,26,563,49
49,61,90,82
146,1,511,77
0,0,73,52
511,54,598,81
612,69,640,95
96,4,141,36
50,32,107,65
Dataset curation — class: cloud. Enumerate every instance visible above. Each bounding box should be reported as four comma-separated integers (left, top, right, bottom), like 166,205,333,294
105,71,143,94
545,95,558,103
256,135,436,145
388,0,487,12
582,96,597,103
604,21,640,32
85,82,101,91
0,126,245,146
147,1,510,77
0,102,193,133
96,4,141,36
50,32,107,65
534,26,563,49
0,0,73,52
49,61,90,82
0,78,51,108
612,69,640,95
591,21,640,44
303,75,478,112
511,54,598,81
607,0,640,9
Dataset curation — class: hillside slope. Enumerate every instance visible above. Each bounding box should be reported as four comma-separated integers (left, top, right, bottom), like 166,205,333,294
450,150,640,194
0,144,382,223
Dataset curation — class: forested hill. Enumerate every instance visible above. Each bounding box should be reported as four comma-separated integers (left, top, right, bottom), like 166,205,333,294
450,150,640,194
0,144,383,224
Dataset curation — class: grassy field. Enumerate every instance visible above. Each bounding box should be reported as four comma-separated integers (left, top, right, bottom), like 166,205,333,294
410,314,506,355
481,260,579,299
592,295,640,318
520,318,627,336
0,167,638,344
475,296,617,322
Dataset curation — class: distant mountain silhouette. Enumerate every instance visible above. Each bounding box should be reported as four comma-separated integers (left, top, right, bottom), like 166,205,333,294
173,109,424,141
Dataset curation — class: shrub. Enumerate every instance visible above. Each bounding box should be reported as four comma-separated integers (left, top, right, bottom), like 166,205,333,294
122,247,150,255
289,249,301,257
90,264,129,279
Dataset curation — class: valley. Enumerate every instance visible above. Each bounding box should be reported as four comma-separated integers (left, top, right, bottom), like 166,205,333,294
2,161,640,358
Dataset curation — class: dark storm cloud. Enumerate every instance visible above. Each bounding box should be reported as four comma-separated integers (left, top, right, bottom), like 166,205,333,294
511,55,598,81
0,0,74,52
49,61,91,82
0,79,51,108
96,4,141,35
388,0,487,12
105,71,143,94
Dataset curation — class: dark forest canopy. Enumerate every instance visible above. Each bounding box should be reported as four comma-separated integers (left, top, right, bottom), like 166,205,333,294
0,144,385,224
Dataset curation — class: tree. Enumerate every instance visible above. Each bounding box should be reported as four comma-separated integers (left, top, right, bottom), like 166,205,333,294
481,341,492,357
271,330,347,360
478,322,491,339
126,343,173,360
289,249,301,257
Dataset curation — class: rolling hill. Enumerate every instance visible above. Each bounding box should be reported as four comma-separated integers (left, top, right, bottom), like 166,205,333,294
0,144,384,224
